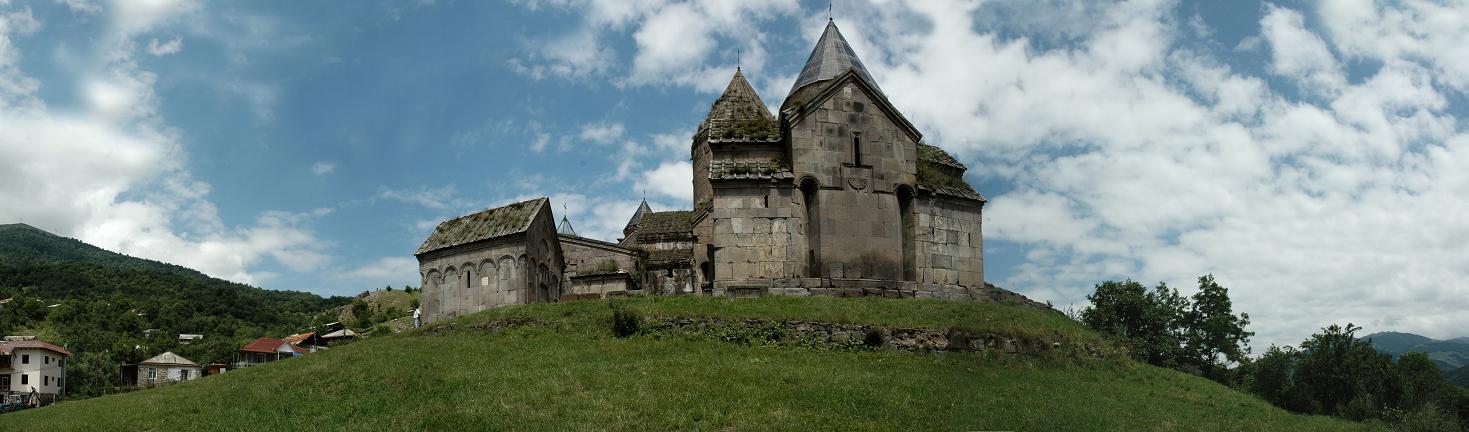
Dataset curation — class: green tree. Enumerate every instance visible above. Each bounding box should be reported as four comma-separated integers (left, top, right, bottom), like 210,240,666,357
1079,279,1188,367
1183,274,1253,379
350,298,372,329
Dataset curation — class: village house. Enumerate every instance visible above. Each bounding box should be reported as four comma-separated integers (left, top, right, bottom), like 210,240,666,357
232,337,305,369
0,337,70,405
283,332,328,352
122,351,202,388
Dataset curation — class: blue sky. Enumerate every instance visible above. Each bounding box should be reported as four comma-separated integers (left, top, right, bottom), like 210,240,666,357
2,0,1468,350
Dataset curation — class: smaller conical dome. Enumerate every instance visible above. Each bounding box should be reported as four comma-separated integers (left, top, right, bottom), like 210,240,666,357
624,199,653,231
699,68,778,141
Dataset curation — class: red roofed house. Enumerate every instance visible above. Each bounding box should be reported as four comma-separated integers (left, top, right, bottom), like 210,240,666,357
232,337,306,369
1,337,71,405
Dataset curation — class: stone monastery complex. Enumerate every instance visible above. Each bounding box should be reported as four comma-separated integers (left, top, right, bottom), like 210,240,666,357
414,20,989,323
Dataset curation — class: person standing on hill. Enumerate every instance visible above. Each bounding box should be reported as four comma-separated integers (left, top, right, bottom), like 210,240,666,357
412,307,421,328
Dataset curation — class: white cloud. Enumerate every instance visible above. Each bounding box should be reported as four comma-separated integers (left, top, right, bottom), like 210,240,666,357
376,184,458,210
0,1,330,286
636,160,692,202
510,0,798,93
1259,4,1345,96
341,256,421,286
310,161,336,176
578,121,625,143
110,0,199,36
146,35,183,56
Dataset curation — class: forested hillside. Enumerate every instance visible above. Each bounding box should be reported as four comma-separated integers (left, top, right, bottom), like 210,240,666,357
0,223,351,398
1364,331,1469,371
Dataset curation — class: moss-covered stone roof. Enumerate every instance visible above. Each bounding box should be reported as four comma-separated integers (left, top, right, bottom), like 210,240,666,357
916,143,967,170
635,211,694,243
415,198,547,255
709,159,794,181
915,144,985,203
700,69,780,142
645,248,693,267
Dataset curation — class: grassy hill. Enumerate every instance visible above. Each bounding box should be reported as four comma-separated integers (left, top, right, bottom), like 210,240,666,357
1364,331,1469,371
6,296,1375,431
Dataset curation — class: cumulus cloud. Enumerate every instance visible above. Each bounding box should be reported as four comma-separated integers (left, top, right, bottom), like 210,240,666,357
577,121,626,144
0,1,329,286
341,256,421,287
636,160,693,202
510,0,798,93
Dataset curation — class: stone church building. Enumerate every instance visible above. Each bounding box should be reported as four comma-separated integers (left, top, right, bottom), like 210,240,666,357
416,20,986,323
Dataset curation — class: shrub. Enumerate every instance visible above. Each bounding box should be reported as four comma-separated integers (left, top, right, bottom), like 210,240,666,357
610,303,641,337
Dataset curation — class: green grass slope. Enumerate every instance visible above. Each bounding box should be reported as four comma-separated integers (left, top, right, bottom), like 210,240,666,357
7,297,1374,431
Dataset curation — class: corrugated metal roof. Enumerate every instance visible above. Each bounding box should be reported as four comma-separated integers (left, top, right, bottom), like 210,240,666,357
239,337,290,354
416,198,548,255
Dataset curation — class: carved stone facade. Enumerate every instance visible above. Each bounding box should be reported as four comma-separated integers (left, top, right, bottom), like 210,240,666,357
689,20,987,296
413,20,988,321
415,198,564,323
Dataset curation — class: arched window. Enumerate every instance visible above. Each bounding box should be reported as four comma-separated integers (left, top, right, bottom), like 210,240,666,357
851,132,863,166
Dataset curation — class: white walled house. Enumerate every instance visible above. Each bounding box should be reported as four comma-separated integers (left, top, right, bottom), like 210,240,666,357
0,339,71,403
123,351,203,388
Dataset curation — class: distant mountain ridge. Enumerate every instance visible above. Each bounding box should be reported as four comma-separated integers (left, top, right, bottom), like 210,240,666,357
1362,331,1469,372
1449,365,1469,388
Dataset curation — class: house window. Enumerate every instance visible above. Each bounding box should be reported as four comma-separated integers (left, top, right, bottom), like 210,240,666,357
148,367,157,379
21,354,29,364
255,353,265,364
180,369,190,380
1,374,9,388
45,376,50,386
21,374,28,385
44,355,49,364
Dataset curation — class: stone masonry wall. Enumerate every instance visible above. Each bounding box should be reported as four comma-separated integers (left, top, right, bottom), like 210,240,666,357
419,241,526,323
559,235,639,290
915,196,983,286
710,185,804,283
787,81,917,281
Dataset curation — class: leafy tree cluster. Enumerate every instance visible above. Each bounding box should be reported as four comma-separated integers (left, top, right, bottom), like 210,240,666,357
1078,272,1469,429
1240,324,1469,430
1079,275,1252,381
0,224,352,399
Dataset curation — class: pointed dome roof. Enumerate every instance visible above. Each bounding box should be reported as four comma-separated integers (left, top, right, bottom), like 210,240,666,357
624,199,653,231
699,69,778,141
788,20,881,97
